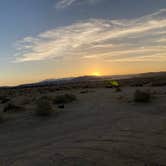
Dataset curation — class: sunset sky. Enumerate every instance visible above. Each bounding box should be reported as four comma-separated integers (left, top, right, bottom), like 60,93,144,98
0,0,166,86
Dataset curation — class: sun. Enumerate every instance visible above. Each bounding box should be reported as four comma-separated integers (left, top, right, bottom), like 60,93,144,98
92,72,101,76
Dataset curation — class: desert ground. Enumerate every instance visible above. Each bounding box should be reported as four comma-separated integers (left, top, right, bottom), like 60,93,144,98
0,86,166,166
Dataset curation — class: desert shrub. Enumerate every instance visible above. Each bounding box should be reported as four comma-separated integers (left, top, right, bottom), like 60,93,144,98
35,97,53,116
0,113,4,123
131,83,143,87
134,89,151,103
53,94,76,104
19,97,31,105
40,95,53,101
105,80,121,89
0,96,10,104
80,90,89,94
104,81,113,88
152,82,166,86
115,87,122,92
58,104,65,109
3,103,24,112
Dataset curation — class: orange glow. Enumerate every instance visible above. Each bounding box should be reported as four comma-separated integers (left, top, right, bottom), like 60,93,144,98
91,72,101,76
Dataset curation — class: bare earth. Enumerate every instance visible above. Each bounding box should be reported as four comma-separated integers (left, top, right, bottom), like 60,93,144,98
0,87,166,166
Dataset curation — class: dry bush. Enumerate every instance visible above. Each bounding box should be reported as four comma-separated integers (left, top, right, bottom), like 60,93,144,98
53,94,76,104
115,87,122,92
80,90,89,94
19,97,31,105
0,96,10,104
35,97,53,116
0,113,4,123
3,103,24,113
134,89,151,103
58,104,65,109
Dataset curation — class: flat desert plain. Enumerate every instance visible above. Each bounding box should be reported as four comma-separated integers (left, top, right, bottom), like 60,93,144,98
0,86,166,166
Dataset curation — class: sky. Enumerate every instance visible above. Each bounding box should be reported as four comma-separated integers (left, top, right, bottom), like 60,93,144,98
0,0,166,86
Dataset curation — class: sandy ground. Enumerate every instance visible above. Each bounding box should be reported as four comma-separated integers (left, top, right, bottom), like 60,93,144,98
0,87,166,166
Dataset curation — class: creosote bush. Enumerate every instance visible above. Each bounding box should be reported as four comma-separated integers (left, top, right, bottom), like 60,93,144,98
134,89,151,103
53,94,76,104
3,103,23,113
35,97,53,116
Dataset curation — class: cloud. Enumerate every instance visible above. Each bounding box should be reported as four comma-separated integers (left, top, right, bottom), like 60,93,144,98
55,0,99,9
14,9,166,63
56,0,77,9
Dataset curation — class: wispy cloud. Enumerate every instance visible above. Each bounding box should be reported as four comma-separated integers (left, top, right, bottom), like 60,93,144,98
55,0,99,9
14,9,166,63
56,0,77,9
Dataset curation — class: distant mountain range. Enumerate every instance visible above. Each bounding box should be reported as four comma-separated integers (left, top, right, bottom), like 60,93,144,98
1,71,166,88
14,71,166,88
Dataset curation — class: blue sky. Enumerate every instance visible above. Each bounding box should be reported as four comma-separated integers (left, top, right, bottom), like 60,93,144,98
0,0,166,85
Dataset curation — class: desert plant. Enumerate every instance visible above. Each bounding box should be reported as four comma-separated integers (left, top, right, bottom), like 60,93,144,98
19,97,31,105
0,113,4,123
35,97,53,116
80,90,89,94
104,80,113,88
58,104,65,109
40,95,53,101
115,87,122,92
3,103,24,112
134,89,151,103
53,94,76,104
0,96,10,104
105,80,121,90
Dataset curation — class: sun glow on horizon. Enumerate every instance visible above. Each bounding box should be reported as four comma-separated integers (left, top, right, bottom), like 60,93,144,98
91,72,101,76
